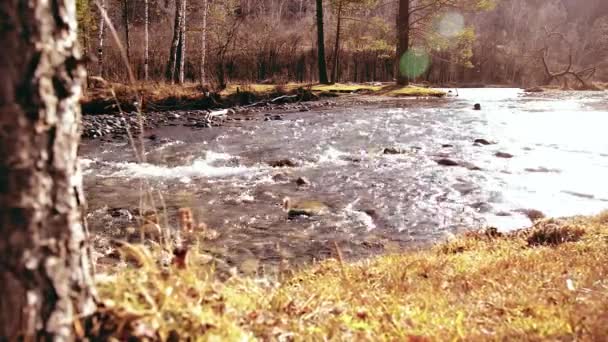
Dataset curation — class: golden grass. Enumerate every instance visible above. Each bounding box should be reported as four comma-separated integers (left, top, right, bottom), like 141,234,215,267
311,83,383,93
383,85,446,97
92,212,608,340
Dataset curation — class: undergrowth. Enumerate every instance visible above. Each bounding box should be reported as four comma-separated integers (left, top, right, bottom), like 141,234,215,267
89,212,608,340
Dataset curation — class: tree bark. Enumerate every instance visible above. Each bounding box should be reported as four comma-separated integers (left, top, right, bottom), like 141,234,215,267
144,0,150,81
331,0,343,84
98,0,106,76
0,0,96,340
123,0,132,64
200,0,209,85
178,0,187,84
316,0,329,84
396,0,410,85
167,0,183,83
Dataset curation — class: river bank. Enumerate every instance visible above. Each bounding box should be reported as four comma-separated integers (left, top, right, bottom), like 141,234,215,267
80,82,445,139
90,212,608,340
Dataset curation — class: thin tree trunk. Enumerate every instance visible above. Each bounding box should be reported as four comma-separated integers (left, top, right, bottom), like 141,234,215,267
98,0,106,76
144,0,150,81
178,0,187,84
396,0,410,85
331,0,343,84
0,0,96,339
200,0,209,85
167,0,184,83
123,0,131,64
316,0,329,84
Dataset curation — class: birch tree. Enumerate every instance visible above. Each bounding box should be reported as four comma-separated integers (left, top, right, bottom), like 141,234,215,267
0,0,96,338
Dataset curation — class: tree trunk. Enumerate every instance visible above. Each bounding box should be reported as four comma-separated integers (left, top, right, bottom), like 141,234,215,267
331,0,343,84
144,0,150,81
167,0,184,83
178,0,187,84
98,0,106,76
0,0,96,340
316,0,329,84
123,0,131,64
396,0,410,86
200,0,209,85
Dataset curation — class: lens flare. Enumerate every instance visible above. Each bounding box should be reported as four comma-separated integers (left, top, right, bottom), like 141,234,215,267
438,12,465,38
399,48,430,79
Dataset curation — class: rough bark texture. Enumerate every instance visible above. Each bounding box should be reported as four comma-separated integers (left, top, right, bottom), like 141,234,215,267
0,0,96,339
98,0,106,76
396,0,410,85
316,0,329,84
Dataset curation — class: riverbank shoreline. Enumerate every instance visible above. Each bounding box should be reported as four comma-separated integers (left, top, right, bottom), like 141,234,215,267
80,82,447,140
81,81,446,115
91,212,608,340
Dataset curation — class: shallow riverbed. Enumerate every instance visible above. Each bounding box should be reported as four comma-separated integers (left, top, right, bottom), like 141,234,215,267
81,88,608,272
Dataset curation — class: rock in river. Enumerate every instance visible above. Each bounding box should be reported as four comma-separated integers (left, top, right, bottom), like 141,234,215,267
268,159,297,168
495,152,514,159
282,197,330,218
435,158,460,167
474,138,496,146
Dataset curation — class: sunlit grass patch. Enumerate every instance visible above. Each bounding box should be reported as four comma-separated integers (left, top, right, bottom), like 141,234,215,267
383,85,446,97
93,213,608,340
311,83,383,93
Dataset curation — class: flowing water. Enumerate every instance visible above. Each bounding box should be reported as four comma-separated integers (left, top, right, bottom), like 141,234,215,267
81,88,608,271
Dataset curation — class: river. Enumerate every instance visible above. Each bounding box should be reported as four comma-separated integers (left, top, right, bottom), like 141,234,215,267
81,88,608,272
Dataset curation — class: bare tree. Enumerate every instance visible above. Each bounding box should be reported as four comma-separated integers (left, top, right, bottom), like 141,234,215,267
123,0,132,63
0,0,96,339
144,0,150,81
540,29,596,88
317,0,329,84
200,0,209,85
98,0,106,76
396,0,410,85
179,0,187,84
167,0,185,83
331,0,344,83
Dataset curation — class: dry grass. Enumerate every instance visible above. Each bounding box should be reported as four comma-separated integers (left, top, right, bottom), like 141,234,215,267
383,85,446,97
91,212,608,340
311,83,384,93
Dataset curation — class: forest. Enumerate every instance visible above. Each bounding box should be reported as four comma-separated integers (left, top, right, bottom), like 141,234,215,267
81,0,608,87
1,0,608,340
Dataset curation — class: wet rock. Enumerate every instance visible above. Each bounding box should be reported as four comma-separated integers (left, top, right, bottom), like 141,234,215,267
295,177,311,187
524,86,544,93
462,163,483,171
268,159,297,168
340,155,361,163
264,114,283,121
470,202,492,213
515,209,546,222
435,158,460,167
383,147,406,155
473,103,482,110
473,138,496,146
495,152,514,159
272,173,290,182
283,197,329,218
146,134,158,141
